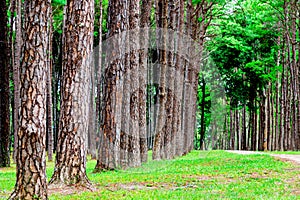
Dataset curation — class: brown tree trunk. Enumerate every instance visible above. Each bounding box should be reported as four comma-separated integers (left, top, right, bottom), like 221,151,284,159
11,0,22,163
163,0,177,159
139,0,151,163
153,0,168,160
230,108,234,150
47,14,53,162
9,0,51,199
128,0,141,167
95,0,126,171
242,106,247,150
0,0,10,168
50,0,94,186
95,0,103,158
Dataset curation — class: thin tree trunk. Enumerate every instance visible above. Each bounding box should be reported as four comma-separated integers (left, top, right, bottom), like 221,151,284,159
174,0,185,156
139,0,151,163
153,0,168,160
11,0,22,163
95,0,103,158
128,0,141,167
47,12,53,162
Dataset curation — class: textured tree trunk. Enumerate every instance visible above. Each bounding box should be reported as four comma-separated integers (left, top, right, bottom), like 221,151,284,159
47,14,54,162
95,0,126,171
88,57,97,159
236,109,240,150
50,0,94,186
290,1,298,150
139,0,151,163
230,108,234,150
128,0,141,167
174,0,184,156
10,0,22,163
242,106,247,150
163,0,177,159
95,0,102,158
0,0,10,168
297,3,300,150
9,0,51,199
153,0,168,160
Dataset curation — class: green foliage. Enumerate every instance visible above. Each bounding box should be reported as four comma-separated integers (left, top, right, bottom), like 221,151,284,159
52,0,66,5
208,0,280,108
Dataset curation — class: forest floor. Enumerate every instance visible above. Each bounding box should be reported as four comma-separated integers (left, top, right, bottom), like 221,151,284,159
1,151,300,199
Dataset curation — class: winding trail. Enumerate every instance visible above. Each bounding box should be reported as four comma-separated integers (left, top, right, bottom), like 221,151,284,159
227,150,300,165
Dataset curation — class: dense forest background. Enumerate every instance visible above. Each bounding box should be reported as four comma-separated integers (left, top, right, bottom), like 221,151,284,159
0,0,299,198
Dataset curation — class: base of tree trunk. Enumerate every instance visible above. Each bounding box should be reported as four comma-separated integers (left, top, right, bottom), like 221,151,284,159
9,187,48,200
49,172,93,191
93,162,116,173
49,178,95,192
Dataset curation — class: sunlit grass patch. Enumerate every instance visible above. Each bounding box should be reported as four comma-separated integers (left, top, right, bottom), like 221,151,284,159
1,151,300,199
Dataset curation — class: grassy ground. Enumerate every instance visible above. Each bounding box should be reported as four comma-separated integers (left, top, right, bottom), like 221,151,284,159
1,151,300,199
268,151,300,155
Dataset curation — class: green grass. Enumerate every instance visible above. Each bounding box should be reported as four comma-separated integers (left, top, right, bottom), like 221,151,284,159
268,151,300,155
1,151,300,199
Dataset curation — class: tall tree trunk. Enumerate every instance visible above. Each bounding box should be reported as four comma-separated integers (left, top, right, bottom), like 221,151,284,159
11,0,22,163
128,0,141,167
236,109,240,150
174,0,185,156
0,0,10,168
290,1,298,150
50,0,94,186
153,0,168,160
9,0,51,198
163,0,177,159
95,0,126,171
242,106,247,150
230,108,234,150
139,0,151,163
95,0,103,158
47,14,53,162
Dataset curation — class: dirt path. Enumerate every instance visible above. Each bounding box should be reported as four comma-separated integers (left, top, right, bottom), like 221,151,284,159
226,150,300,165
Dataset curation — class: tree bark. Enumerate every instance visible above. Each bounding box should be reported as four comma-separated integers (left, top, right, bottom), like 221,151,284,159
50,0,94,186
9,0,51,199
153,0,168,160
139,0,151,163
128,0,141,167
95,0,126,171
47,13,53,162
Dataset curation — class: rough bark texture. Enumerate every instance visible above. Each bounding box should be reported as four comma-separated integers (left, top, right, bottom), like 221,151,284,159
50,0,94,186
153,0,168,160
9,0,51,199
0,0,10,168
128,0,141,167
174,0,185,156
11,0,22,163
47,14,53,162
139,0,151,163
95,0,126,171
95,0,103,160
